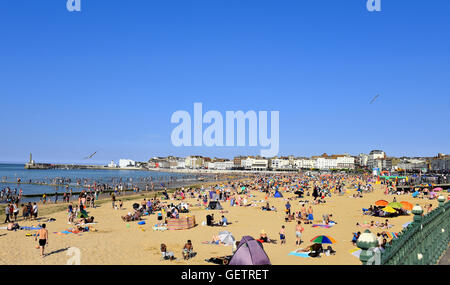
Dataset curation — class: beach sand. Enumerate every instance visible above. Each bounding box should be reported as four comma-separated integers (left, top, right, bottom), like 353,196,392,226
0,183,441,265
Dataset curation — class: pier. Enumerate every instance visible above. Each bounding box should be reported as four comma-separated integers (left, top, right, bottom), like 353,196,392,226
24,162,123,170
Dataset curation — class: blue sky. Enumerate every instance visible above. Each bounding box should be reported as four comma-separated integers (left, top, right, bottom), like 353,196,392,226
1,0,449,164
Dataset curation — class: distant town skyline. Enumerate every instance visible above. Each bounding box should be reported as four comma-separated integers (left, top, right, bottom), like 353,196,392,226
1,149,447,166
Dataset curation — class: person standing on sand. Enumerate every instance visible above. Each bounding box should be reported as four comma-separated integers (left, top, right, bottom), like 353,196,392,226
307,206,314,224
32,202,38,220
111,192,116,209
4,203,11,223
300,204,307,220
35,224,48,257
285,201,291,215
295,221,304,245
279,225,286,245
13,203,19,221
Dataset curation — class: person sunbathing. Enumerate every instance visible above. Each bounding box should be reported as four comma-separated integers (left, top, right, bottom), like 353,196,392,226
121,210,142,222
257,230,269,243
7,222,20,231
295,243,323,254
76,216,95,225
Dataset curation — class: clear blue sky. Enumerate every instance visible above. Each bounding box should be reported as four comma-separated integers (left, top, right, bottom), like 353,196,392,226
1,0,449,164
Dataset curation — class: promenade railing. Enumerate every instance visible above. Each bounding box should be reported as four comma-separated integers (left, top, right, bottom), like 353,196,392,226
358,197,450,265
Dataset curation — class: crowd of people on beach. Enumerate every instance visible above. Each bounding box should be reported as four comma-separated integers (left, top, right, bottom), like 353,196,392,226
2,169,448,262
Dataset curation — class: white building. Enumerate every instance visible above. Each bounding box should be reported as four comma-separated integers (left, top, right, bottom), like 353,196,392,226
270,158,290,170
241,157,255,170
119,159,136,168
240,157,268,170
293,159,316,169
369,150,386,160
108,161,118,168
358,154,369,167
207,161,234,170
185,156,204,169
336,156,355,169
251,159,269,171
316,158,338,170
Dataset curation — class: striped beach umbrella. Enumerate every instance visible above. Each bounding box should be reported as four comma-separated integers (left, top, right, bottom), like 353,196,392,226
310,235,337,244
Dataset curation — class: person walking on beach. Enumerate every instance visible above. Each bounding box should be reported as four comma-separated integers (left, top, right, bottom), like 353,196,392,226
279,225,286,245
285,201,291,215
295,221,304,245
111,192,116,209
4,203,11,223
35,224,48,258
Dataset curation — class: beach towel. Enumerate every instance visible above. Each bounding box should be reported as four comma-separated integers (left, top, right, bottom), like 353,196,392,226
288,251,310,258
349,248,361,258
152,226,167,231
385,232,399,239
202,241,220,245
20,227,42,230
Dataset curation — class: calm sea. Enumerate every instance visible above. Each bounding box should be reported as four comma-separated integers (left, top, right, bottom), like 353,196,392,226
0,163,196,197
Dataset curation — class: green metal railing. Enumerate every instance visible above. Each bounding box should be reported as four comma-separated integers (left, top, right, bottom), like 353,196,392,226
358,199,450,265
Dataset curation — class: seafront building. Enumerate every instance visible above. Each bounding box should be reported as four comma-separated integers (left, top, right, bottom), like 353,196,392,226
119,159,136,168
108,150,450,174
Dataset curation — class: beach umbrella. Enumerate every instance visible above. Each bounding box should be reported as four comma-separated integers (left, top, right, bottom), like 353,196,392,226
388,202,403,209
375,200,389,206
400,201,413,211
382,206,397,213
433,187,443,192
218,231,235,245
310,235,337,244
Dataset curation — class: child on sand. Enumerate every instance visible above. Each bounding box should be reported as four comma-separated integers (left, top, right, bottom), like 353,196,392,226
279,225,286,245
295,221,304,245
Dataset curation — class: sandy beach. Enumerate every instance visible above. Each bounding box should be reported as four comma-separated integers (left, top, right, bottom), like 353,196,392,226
0,177,442,265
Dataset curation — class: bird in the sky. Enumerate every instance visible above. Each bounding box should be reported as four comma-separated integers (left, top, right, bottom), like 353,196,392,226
370,94,380,104
84,151,97,160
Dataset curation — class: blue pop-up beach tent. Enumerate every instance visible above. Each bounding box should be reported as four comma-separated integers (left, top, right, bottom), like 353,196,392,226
274,190,283,198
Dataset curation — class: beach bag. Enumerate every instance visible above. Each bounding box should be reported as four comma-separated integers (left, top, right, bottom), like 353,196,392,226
308,251,320,257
